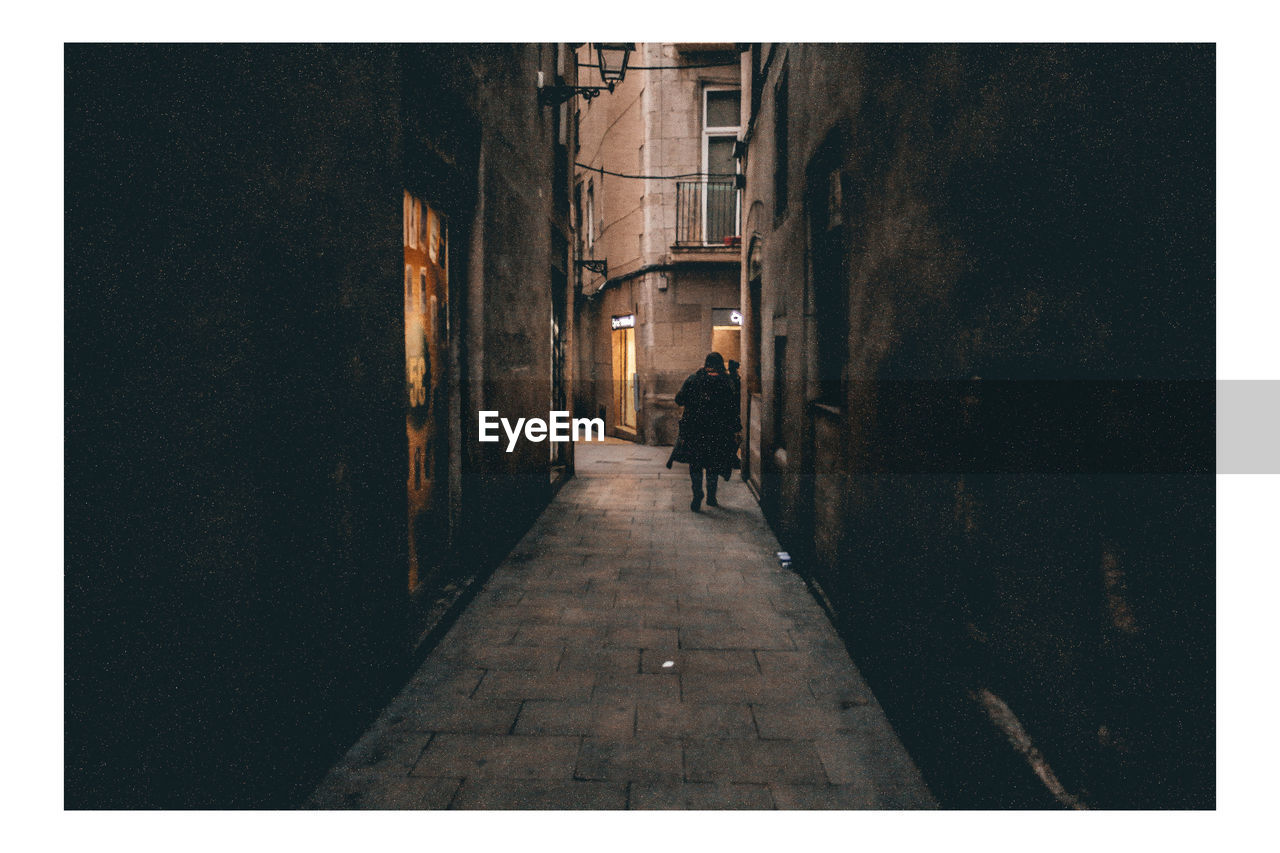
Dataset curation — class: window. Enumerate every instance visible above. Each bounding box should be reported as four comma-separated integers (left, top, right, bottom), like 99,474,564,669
748,246,762,396
586,181,595,251
574,182,583,236
773,70,789,220
703,87,742,244
806,128,857,408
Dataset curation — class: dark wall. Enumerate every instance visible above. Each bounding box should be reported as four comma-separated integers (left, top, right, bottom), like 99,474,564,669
455,43,566,560
744,44,1214,808
65,43,562,809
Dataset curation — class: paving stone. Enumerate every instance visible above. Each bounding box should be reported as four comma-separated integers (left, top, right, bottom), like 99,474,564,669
451,778,627,810
631,782,774,810
411,734,579,781
616,590,678,608
308,441,934,810
334,730,435,776
768,782,878,810
643,649,758,675
431,623,518,654
575,737,683,785
704,577,749,595
399,699,523,735
751,703,871,740
673,604,737,623
683,739,828,785
512,624,606,647
616,579,685,598
491,602,569,625
771,609,834,631
471,670,594,703
679,672,813,705
787,626,847,650
435,616,518,640
667,547,732,562
603,626,679,650
594,673,681,704
755,650,845,678
507,574,592,593
560,605,631,627
558,647,640,674
589,557,654,573
514,700,635,738
638,606,684,629
808,676,875,704
813,732,934,799
436,645,561,673
551,590,619,610
479,587,524,606
635,702,755,739
679,627,795,650
618,567,678,583
559,566,622,584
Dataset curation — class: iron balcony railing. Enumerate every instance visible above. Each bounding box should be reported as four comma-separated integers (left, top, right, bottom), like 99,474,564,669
675,179,740,247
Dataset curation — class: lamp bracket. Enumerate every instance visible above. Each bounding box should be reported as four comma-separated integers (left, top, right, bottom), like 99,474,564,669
575,258,608,277
539,82,614,107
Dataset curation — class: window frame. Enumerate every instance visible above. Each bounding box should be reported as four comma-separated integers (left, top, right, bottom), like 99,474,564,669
701,86,743,246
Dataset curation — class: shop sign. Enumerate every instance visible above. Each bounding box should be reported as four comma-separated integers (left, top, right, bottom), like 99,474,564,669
711,308,743,326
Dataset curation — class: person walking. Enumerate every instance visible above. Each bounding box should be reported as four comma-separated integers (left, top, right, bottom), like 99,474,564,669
671,352,740,512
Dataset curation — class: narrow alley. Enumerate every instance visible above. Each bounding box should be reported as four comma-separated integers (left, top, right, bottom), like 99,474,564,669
307,439,934,809
65,43,1216,811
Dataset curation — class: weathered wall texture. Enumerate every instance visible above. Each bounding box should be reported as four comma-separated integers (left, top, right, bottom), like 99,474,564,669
574,44,741,445
65,43,570,808
740,44,1214,808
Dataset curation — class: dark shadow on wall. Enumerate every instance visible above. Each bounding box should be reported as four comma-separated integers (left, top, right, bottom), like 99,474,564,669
64,44,561,809
769,44,1214,809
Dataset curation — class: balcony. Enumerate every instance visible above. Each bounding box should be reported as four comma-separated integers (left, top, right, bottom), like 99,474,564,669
675,180,741,249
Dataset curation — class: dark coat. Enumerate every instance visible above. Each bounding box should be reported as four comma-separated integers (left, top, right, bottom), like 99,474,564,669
671,367,740,471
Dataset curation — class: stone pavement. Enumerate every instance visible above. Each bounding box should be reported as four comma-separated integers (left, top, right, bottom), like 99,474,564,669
305,440,936,809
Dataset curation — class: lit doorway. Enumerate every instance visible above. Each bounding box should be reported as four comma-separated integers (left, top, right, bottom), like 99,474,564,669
611,314,637,432
711,307,742,367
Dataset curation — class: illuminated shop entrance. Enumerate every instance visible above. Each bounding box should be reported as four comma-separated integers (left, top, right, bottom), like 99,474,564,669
711,307,742,367
403,191,449,594
611,313,637,432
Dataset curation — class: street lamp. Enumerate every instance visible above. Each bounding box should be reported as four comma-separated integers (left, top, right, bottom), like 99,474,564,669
594,43,633,86
538,43,635,107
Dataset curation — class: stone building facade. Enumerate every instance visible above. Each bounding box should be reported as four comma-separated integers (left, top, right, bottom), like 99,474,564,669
736,44,1214,808
65,43,577,807
573,43,744,444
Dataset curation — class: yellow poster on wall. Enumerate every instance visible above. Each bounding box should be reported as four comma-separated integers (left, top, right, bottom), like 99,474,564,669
403,191,448,594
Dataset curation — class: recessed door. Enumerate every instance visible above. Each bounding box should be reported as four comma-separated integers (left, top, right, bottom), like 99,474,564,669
612,325,637,430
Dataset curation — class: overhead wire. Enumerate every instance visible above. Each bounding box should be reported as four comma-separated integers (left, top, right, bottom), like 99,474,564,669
624,61,740,70
573,53,742,180
575,163,737,181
